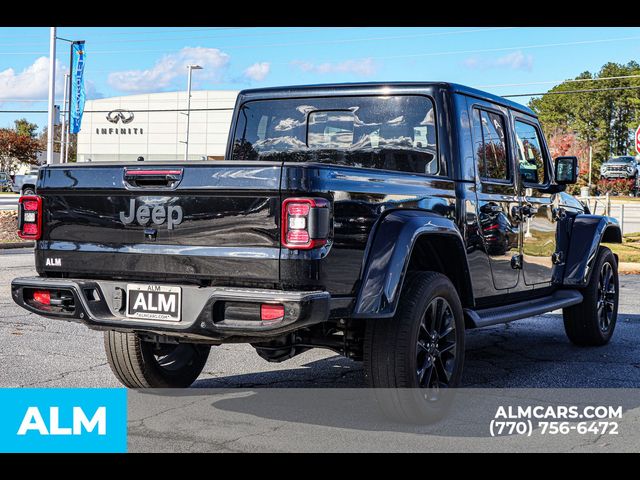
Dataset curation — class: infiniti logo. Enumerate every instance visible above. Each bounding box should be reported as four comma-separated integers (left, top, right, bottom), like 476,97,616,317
106,109,135,124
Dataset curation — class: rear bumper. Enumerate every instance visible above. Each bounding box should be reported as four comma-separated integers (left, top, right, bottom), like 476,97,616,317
11,276,331,342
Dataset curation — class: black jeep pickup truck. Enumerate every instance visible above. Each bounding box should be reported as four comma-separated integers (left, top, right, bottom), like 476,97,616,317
12,82,622,421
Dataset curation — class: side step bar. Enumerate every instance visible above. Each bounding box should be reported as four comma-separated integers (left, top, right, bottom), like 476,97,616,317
464,290,583,328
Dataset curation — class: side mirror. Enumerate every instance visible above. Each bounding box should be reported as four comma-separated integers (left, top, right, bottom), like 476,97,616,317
554,156,578,185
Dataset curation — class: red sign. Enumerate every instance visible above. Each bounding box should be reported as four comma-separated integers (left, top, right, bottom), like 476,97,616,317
636,125,640,154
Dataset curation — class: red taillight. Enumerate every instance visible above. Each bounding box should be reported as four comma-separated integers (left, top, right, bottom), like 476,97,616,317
32,290,51,305
22,200,39,211
18,195,42,240
286,229,309,244
287,203,310,216
22,223,38,235
261,304,284,323
281,197,329,250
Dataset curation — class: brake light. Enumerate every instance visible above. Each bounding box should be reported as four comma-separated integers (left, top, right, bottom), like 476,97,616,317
18,195,42,240
32,290,51,305
261,304,285,323
281,197,330,250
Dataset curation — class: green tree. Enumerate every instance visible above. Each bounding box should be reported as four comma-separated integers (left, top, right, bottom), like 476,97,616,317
14,118,38,138
0,129,41,173
529,61,640,186
39,126,77,162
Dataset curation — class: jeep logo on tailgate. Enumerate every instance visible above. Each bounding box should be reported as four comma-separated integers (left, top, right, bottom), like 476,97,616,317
119,199,183,230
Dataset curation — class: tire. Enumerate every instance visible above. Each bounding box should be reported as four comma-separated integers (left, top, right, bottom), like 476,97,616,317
563,247,619,346
22,187,35,196
104,331,210,388
364,271,465,423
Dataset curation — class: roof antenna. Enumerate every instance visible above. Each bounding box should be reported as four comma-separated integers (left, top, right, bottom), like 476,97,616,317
137,156,144,162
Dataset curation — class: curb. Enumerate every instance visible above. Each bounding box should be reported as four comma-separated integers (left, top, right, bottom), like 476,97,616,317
0,242,34,249
619,262,640,275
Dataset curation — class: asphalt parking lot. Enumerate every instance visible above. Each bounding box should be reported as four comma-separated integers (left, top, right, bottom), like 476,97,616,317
1,247,640,389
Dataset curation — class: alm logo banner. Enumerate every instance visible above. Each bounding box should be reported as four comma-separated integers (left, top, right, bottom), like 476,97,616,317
0,388,127,453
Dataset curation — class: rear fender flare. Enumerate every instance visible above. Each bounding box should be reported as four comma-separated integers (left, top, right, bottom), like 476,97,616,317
353,209,471,318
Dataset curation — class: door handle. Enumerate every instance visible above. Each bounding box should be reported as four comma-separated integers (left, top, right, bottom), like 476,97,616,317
124,168,183,189
511,204,538,222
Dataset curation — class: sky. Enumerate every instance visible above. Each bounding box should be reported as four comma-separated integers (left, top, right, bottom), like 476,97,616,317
1,26,640,132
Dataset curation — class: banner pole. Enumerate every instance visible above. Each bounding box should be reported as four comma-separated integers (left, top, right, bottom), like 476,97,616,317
60,73,69,164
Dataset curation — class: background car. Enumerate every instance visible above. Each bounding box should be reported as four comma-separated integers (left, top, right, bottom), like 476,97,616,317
11,167,39,195
600,156,638,180
0,172,12,192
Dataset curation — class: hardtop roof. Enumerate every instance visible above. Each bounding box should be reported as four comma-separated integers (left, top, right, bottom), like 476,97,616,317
238,81,536,117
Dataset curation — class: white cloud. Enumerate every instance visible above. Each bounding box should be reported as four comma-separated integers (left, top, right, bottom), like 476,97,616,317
108,47,230,93
464,50,533,71
0,56,68,101
292,58,377,76
243,62,270,82
85,79,103,99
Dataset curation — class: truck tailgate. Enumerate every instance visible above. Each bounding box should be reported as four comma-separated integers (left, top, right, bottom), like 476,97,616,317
36,162,282,285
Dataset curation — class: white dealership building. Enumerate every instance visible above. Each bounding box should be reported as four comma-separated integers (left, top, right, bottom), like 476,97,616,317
76,90,239,162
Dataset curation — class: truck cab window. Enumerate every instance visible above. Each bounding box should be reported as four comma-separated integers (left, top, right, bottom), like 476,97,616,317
476,109,509,181
231,95,441,176
514,120,546,185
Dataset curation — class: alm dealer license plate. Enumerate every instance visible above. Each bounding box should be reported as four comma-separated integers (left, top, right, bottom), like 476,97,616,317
126,284,182,322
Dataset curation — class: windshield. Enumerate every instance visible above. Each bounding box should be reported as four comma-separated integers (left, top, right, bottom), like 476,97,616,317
609,157,635,163
231,95,439,175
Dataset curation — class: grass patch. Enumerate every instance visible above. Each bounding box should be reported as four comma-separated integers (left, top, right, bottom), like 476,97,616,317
610,197,640,203
605,232,640,263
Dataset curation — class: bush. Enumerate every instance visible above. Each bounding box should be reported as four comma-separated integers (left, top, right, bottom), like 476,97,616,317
566,183,583,196
596,178,636,196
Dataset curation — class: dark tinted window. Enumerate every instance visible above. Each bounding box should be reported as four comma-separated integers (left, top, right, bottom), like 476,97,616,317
476,109,509,180
231,96,440,175
514,120,546,184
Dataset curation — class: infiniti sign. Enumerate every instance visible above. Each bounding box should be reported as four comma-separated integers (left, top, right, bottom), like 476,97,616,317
96,109,144,135
106,109,135,124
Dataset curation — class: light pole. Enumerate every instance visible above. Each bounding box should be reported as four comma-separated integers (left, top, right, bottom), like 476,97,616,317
184,64,202,160
60,73,69,164
46,27,57,165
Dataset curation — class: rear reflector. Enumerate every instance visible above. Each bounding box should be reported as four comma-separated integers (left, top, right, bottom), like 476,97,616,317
33,290,51,305
261,304,284,322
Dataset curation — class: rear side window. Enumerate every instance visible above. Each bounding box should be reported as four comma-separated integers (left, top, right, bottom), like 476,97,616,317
475,109,509,181
231,95,441,175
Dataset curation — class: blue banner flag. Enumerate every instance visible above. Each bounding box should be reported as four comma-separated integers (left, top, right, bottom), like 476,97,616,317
70,41,86,134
